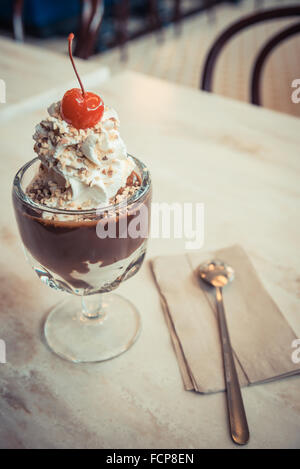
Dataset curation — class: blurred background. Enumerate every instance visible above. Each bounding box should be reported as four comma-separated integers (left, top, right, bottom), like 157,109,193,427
1,0,300,117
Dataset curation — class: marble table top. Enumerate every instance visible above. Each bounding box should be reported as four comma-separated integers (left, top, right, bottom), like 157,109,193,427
0,70,299,448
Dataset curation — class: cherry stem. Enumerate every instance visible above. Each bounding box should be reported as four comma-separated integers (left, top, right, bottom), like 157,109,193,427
68,33,85,96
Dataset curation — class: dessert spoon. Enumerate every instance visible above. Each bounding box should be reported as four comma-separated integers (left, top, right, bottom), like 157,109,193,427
198,260,250,445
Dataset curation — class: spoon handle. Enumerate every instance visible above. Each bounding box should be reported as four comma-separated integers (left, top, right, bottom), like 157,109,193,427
215,287,250,445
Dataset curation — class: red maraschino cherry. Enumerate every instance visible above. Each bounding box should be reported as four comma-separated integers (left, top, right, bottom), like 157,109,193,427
61,33,104,129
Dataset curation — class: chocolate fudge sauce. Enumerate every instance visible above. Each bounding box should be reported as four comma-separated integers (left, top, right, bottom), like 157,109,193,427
13,188,151,290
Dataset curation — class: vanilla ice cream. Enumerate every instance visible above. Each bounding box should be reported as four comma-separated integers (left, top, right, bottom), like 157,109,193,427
28,101,136,209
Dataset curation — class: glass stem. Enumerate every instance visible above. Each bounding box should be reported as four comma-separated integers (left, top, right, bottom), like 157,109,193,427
81,295,104,320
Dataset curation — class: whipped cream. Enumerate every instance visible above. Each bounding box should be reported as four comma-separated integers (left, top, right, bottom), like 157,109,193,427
31,101,135,209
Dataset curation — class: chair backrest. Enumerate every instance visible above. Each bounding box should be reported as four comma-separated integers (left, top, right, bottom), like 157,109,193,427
200,6,300,104
251,22,300,105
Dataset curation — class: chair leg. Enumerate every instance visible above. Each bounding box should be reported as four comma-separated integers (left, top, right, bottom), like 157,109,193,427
75,0,104,59
83,0,104,59
204,0,216,23
173,0,182,35
173,0,181,23
149,0,161,30
149,0,164,42
75,0,92,58
13,0,24,41
115,0,130,61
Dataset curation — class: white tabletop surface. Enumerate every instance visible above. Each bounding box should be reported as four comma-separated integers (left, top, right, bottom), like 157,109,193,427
0,70,299,449
0,36,109,121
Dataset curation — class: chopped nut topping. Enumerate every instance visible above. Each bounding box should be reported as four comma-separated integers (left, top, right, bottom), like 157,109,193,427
30,100,138,219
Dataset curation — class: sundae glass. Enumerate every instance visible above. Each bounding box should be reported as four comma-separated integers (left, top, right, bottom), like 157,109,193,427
12,34,151,363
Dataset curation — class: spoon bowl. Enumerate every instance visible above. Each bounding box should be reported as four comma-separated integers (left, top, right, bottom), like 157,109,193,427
198,259,234,288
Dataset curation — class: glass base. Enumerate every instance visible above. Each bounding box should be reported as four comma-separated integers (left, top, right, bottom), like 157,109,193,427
44,293,141,363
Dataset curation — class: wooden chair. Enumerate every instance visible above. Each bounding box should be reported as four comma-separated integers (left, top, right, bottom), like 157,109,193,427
200,6,300,105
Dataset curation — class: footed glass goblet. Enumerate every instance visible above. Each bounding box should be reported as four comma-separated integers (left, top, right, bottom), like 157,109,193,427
13,155,151,363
